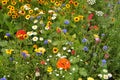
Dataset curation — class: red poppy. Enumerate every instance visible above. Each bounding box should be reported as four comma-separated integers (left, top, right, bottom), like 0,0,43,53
16,30,27,40
40,60,46,65
71,50,76,55
88,13,94,20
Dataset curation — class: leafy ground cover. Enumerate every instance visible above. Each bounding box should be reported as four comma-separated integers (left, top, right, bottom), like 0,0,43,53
0,0,120,80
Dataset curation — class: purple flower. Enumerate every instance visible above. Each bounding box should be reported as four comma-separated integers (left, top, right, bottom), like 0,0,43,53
6,33,10,37
102,59,107,65
21,52,27,58
37,16,41,19
44,40,48,44
36,53,42,56
103,46,108,51
82,38,87,43
64,20,70,25
62,29,67,33
101,33,105,37
0,77,7,80
83,46,88,51
9,57,14,61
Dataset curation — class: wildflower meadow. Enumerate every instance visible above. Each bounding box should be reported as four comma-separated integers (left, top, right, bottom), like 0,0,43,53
0,0,120,80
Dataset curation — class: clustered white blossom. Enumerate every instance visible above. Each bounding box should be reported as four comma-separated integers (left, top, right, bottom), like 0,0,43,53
87,0,96,5
95,11,104,16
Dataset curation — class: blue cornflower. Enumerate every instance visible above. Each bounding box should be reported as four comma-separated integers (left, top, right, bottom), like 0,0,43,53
103,46,108,51
102,59,107,65
0,77,7,80
64,20,70,25
44,40,48,44
37,16,41,19
83,46,88,51
101,33,105,37
9,57,14,61
6,33,10,37
62,29,67,33
82,38,87,43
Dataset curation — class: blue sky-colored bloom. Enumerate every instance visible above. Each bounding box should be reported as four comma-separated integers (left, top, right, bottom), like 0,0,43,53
103,46,108,51
64,20,70,25
0,77,7,80
82,38,87,43
83,46,88,51
62,29,67,33
44,40,48,44
6,33,10,37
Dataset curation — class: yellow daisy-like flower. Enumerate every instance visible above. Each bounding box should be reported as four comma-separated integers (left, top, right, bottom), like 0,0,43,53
53,47,58,54
2,0,8,5
25,15,30,20
55,2,61,7
73,2,79,7
50,0,55,3
34,47,46,54
33,44,38,49
19,0,24,3
28,9,33,14
47,67,53,73
66,4,70,8
78,15,84,20
87,77,94,80
74,17,80,22
5,49,14,55
11,1,16,5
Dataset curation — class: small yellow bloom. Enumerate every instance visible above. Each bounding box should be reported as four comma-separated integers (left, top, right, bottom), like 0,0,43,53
5,49,14,55
28,9,33,14
74,17,80,22
94,34,99,38
73,2,79,7
22,50,28,54
35,47,46,54
47,67,53,73
33,44,38,49
50,0,55,3
66,4,70,8
25,15,30,20
87,77,94,80
78,78,82,80
2,1,8,5
53,47,58,54
11,1,16,5
78,15,84,20
55,2,61,7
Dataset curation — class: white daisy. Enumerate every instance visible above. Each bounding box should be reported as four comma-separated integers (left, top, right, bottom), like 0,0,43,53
32,36,38,41
32,25,38,30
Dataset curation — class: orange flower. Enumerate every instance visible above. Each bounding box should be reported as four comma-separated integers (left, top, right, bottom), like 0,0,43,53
57,58,71,70
16,30,27,40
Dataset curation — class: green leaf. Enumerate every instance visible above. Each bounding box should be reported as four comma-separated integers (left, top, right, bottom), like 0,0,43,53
79,68,88,77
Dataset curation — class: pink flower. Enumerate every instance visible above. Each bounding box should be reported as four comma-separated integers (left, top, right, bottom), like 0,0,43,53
88,13,94,20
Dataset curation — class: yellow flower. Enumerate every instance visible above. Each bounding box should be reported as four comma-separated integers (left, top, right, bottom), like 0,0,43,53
12,15,17,19
78,15,84,20
55,2,61,7
19,0,24,2
87,77,94,80
53,47,58,54
78,78,82,80
50,0,55,3
11,1,16,5
25,15,30,20
7,11,12,16
5,49,14,55
22,50,28,54
2,0,8,5
28,9,33,14
34,47,46,54
73,2,79,7
47,67,53,73
94,34,99,38
33,44,38,49
74,17,80,22
66,4,70,8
